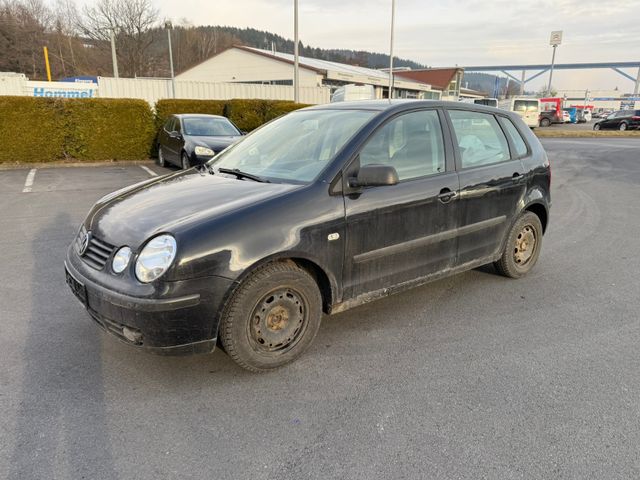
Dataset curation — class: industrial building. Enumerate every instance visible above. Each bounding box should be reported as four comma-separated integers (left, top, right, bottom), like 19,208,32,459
176,46,442,100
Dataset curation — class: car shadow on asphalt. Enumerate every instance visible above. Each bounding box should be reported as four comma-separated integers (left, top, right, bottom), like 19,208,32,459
8,213,118,480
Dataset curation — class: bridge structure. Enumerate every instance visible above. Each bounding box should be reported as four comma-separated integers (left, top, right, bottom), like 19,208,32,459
461,62,640,96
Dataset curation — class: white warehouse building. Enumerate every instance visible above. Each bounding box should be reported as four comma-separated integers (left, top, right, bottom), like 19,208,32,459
176,46,441,100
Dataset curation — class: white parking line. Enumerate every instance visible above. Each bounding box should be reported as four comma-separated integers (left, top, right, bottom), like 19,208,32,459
22,169,37,193
140,165,158,177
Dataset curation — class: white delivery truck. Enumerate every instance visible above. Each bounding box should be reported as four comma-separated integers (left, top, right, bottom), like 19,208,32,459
331,84,376,103
498,97,541,128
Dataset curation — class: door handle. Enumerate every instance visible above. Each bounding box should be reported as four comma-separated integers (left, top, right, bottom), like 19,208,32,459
512,172,525,183
438,189,457,203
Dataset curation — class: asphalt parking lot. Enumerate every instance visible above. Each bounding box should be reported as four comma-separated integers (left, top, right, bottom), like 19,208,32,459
1,138,639,479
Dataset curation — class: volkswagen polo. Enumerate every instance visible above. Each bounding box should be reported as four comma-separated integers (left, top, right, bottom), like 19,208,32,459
65,100,551,372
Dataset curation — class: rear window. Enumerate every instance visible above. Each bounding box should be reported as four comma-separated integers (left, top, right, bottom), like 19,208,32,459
514,100,539,112
500,118,528,158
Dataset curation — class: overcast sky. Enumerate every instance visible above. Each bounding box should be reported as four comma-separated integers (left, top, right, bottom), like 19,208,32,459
79,0,640,92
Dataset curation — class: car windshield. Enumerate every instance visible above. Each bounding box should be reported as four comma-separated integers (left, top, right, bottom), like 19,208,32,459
209,109,375,183
183,117,239,136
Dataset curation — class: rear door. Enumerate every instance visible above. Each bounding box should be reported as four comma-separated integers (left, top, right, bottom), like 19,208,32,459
446,108,527,266
343,108,460,298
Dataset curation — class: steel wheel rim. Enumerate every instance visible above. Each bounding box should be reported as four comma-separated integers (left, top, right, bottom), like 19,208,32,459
513,224,537,266
248,287,308,354
620,123,627,131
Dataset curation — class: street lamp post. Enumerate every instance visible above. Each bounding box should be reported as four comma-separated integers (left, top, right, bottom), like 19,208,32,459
109,28,119,78
293,0,299,103
388,0,396,99
547,30,562,96
165,21,175,98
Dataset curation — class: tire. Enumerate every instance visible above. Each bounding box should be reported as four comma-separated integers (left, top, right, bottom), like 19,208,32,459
540,118,550,127
494,211,543,279
619,122,628,131
593,124,601,131
219,262,322,372
181,152,190,170
157,146,166,167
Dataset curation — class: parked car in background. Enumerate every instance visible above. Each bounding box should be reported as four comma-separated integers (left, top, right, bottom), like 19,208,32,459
473,98,499,107
65,100,551,371
562,107,578,124
538,109,565,127
498,97,540,128
157,114,243,169
593,110,640,131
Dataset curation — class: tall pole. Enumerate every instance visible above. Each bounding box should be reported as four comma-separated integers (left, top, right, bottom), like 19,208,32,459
634,67,640,96
547,44,557,97
43,46,52,81
520,70,525,95
166,22,175,98
109,29,119,78
388,0,396,99
293,0,299,103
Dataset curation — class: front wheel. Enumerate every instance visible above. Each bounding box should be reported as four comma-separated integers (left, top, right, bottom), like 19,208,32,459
494,212,543,279
181,152,190,170
540,118,551,127
219,262,322,372
593,123,601,131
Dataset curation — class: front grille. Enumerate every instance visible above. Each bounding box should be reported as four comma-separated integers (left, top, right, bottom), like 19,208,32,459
76,226,116,270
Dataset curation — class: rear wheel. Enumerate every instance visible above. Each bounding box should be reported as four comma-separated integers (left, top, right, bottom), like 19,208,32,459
494,211,543,279
619,122,628,131
540,118,551,127
219,262,322,372
157,146,166,167
181,152,190,169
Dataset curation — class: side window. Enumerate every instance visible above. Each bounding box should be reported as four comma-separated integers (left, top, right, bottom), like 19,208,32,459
174,118,182,132
500,117,528,157
359,110,445,181
164,117,174,131
449,110,510,168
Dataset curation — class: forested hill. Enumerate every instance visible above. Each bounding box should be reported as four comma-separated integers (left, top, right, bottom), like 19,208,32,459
209,26,427,69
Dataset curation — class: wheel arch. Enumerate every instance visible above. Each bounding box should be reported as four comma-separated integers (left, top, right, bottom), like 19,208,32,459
524,202,548,233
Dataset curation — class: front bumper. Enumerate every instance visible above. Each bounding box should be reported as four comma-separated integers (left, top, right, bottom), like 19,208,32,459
65,247,234,355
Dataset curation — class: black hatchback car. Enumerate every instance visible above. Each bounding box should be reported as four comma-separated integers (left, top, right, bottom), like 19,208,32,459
65,100,551,372
157,114,243,169
593,109,640,131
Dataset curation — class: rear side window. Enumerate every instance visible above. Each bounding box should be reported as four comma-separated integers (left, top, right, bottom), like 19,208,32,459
500,118,528,157
164,117,174,131
448,110,510,168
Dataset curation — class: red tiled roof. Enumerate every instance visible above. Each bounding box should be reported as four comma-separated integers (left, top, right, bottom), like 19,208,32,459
394,68,462,90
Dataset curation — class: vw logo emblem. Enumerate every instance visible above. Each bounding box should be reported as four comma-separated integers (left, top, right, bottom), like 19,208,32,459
78,231,92,256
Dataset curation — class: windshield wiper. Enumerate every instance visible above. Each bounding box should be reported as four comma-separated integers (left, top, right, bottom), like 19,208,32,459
217,167,270,183
197,163,215,175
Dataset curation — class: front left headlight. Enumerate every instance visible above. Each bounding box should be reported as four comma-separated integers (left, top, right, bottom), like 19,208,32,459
135,234,177,283
194,146,215,156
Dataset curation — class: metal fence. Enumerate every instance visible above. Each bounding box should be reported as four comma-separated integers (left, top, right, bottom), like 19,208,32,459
0,74,330,105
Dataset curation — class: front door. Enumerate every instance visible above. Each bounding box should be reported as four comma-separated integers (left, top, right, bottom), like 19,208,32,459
343,109,460,299
446,109,527,266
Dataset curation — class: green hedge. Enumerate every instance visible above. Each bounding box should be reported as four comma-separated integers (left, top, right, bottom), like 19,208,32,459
64,99,155,161
0,96,155,163
0,97,64,163
0,96,310,164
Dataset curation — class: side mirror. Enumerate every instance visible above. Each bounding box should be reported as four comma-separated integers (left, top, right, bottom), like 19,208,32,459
350,164,399,188
169,131,182,140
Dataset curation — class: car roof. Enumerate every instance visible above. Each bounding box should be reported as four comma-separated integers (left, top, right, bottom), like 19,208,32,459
174,114,227,120
302,99,517,116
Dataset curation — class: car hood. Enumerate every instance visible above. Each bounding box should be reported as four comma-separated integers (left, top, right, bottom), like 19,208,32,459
190,135,241,151
86,170,300,247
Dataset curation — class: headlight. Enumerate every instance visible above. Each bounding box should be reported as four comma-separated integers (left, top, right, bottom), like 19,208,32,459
112,246,132,273
194,146,215,156
135,234,177,283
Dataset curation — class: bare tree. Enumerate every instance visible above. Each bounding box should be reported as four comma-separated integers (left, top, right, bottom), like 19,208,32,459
78,0,159,77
